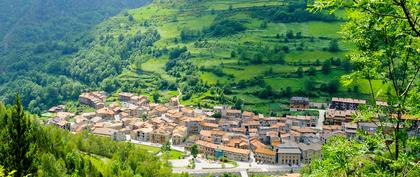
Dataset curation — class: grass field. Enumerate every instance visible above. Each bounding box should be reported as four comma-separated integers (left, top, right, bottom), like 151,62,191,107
97,0,375,114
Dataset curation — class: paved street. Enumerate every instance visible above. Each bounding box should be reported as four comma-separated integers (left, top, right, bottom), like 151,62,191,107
171,156,298,175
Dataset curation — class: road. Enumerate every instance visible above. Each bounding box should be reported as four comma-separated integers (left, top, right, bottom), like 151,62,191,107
173,166,299,175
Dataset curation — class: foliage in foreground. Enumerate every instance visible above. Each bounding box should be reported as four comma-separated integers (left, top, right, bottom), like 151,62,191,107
303,0,419,176
0,96,172,177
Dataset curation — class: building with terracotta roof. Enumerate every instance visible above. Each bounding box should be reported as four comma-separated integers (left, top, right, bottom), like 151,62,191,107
79,91,106,109
180,117,202,134
92,127,126,141
195,140,250,161
225,137,248,149
151,128,172,144
325,109,356,125
96,107,115,120
226,109,242,119
172,126,188,145
201,122,219,130
242,111,255,120
255,148,276,164
118,92,134,102
286,115,316,127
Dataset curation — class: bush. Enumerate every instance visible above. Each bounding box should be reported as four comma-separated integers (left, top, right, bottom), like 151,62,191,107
205,19,246,37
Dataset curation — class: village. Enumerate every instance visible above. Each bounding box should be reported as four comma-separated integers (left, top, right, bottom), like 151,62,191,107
44,91,418,174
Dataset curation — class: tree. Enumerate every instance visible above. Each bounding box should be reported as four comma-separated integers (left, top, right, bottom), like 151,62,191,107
152,92,160,103
161,141,171,153
304,79,316,91
0,95,36,176
286,30,294,39
321,60,331,74
308,66,317,76
296,67,304,77
128,14,134,22
260,21,268,29
190,144,198,159
328,39,340,52
305,0,420,176
326,79,339,93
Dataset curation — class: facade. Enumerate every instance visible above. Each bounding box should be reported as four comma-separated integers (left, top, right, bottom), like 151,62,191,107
151,128,171,144
276,142,302,165
254,148,276,164
286,115,315,127
195,140,250,161
298,143,322,164
290,97,309,111
226,109,242,119
325,109,356,125
330,97,366,110
96,107,115,120
172,126,188,145
79,91,106,109
181,117,202,134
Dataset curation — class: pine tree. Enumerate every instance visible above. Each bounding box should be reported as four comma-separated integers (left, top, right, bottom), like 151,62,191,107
0,95,36,176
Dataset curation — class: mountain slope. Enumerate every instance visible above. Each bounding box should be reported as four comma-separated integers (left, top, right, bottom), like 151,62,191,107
0,0,151,113
0,0,385,114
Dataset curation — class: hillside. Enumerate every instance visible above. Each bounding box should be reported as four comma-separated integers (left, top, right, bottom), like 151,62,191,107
0,0,387,114
87,0,385,114
0,0,151,113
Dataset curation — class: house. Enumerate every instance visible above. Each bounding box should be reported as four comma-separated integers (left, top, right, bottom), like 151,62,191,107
343,123,358,138
48,105,65,113
96,107,115,120
130,95,149,106
250,138,267,151
261,117,284,126
151,128,172,144
213,105,228,118
290,97,309,111
132,127,153,142
210,129,225,144
79,91,106,109
119,92,134,102
286,115,316,127
330,97,366,110
92,127,126,141
255,148,276,164
195,140,250,161
81,112,96,119
222,145,250,161
201,122,219,130
226,137,248,149
325,109,356,125
242,111,255,120
226,109,242,119
172,126,188,145
298,143,322,164
180,117,202,134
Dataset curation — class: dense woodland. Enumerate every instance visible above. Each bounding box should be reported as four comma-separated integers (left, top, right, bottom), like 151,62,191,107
0,0,151,114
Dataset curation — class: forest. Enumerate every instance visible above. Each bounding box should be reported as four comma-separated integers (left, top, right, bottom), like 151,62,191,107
0,0,151,114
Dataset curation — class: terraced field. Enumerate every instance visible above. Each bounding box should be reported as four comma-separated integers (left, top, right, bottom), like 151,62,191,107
96,0,387,114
